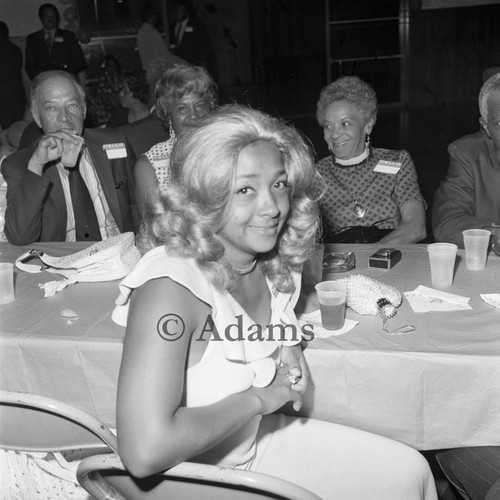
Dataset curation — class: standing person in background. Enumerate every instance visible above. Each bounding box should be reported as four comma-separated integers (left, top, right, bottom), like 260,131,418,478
0,21,26,130
137,4,184,107
171,1,215,75
25,3,86,83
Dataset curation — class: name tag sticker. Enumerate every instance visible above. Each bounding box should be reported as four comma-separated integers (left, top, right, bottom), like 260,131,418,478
374,160,402,174
185,26,193,32
103,143,127,159
54,36,64,43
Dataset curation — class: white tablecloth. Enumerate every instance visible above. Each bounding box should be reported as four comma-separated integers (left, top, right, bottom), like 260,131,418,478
1,242,500,449
296,244,500,449
0,243,124,427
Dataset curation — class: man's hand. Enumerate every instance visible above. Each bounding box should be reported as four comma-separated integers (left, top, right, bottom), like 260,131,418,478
28,131,82,175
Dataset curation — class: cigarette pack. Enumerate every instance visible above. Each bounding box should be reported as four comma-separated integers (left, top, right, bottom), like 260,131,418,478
368,248,401,270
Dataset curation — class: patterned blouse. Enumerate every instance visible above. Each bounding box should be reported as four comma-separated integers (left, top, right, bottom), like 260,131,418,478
315,148,425,238
144,135,176,195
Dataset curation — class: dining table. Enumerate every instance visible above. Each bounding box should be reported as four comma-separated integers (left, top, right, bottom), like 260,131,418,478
1,241,500,451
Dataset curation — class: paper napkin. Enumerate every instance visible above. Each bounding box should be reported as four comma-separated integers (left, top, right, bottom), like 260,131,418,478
298,309,359,338
404,285,472,313
480,294,500,310
39,277,78,297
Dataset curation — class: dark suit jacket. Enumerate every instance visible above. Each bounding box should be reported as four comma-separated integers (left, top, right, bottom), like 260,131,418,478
0,38,26,129
119,110,167,161
432,130,500,247
25,28,86,80
173,18,213,71
19,122,43,149
1,128,136,245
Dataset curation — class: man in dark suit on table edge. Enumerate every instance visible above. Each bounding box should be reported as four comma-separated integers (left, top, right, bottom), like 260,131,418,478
25,3,86,82
1,70,136,246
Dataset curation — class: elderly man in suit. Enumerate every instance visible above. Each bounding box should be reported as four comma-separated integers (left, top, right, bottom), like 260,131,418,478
1,70,136,246
433,72,500,248
25,3,86,82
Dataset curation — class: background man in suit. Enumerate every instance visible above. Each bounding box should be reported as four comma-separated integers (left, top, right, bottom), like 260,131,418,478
433,72,500,247
25,3,86,82
171,1,214,75
1,70,136,246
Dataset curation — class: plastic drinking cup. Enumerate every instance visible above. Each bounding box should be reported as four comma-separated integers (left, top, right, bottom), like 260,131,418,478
61,136,84,168
0,262,14,304
302,244,325,285
314,280,346,330
462,229,491,270
427,243,457,289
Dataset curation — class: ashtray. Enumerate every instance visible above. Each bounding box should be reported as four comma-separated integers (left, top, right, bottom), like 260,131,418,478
323,251,355,273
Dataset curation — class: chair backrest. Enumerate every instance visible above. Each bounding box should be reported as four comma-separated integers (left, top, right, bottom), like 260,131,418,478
0,390,118,453
77,453,323,500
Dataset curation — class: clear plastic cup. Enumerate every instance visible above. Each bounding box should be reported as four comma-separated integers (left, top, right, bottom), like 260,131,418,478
0,262,14,304
61,136,84,167
462,229,491,271
427,243,457,289
314,280,346,330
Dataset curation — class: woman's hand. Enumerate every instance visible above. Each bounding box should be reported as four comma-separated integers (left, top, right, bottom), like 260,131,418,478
251,364,304,415
379,199,426,245
279,345,310,410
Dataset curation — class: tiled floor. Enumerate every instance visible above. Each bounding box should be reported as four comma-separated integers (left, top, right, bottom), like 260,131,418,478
222,83,480,243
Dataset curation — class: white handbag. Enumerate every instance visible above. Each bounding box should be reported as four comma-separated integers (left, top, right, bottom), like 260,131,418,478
15,232,141,283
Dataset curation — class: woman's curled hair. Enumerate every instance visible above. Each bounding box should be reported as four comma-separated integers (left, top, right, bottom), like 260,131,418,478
139,104,319,293
154,63,218,124
316,75,377,127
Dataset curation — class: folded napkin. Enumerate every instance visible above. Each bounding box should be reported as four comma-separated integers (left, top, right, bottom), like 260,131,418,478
39,276,78,297
480,294,500,310
404,285,472,313
298,309,359,338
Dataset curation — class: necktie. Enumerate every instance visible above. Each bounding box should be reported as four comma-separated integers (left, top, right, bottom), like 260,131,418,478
45,31,53,54
175,23,182,45
67,167,102,241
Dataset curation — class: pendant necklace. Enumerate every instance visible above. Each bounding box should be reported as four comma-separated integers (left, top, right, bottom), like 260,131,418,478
232,259,257,275
330,151,372,219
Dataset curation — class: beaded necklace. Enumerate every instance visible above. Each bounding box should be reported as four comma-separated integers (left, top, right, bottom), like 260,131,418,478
330,148,373,218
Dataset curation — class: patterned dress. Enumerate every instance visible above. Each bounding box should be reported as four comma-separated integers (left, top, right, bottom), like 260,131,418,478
315,148,425,239
144,135,176,194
